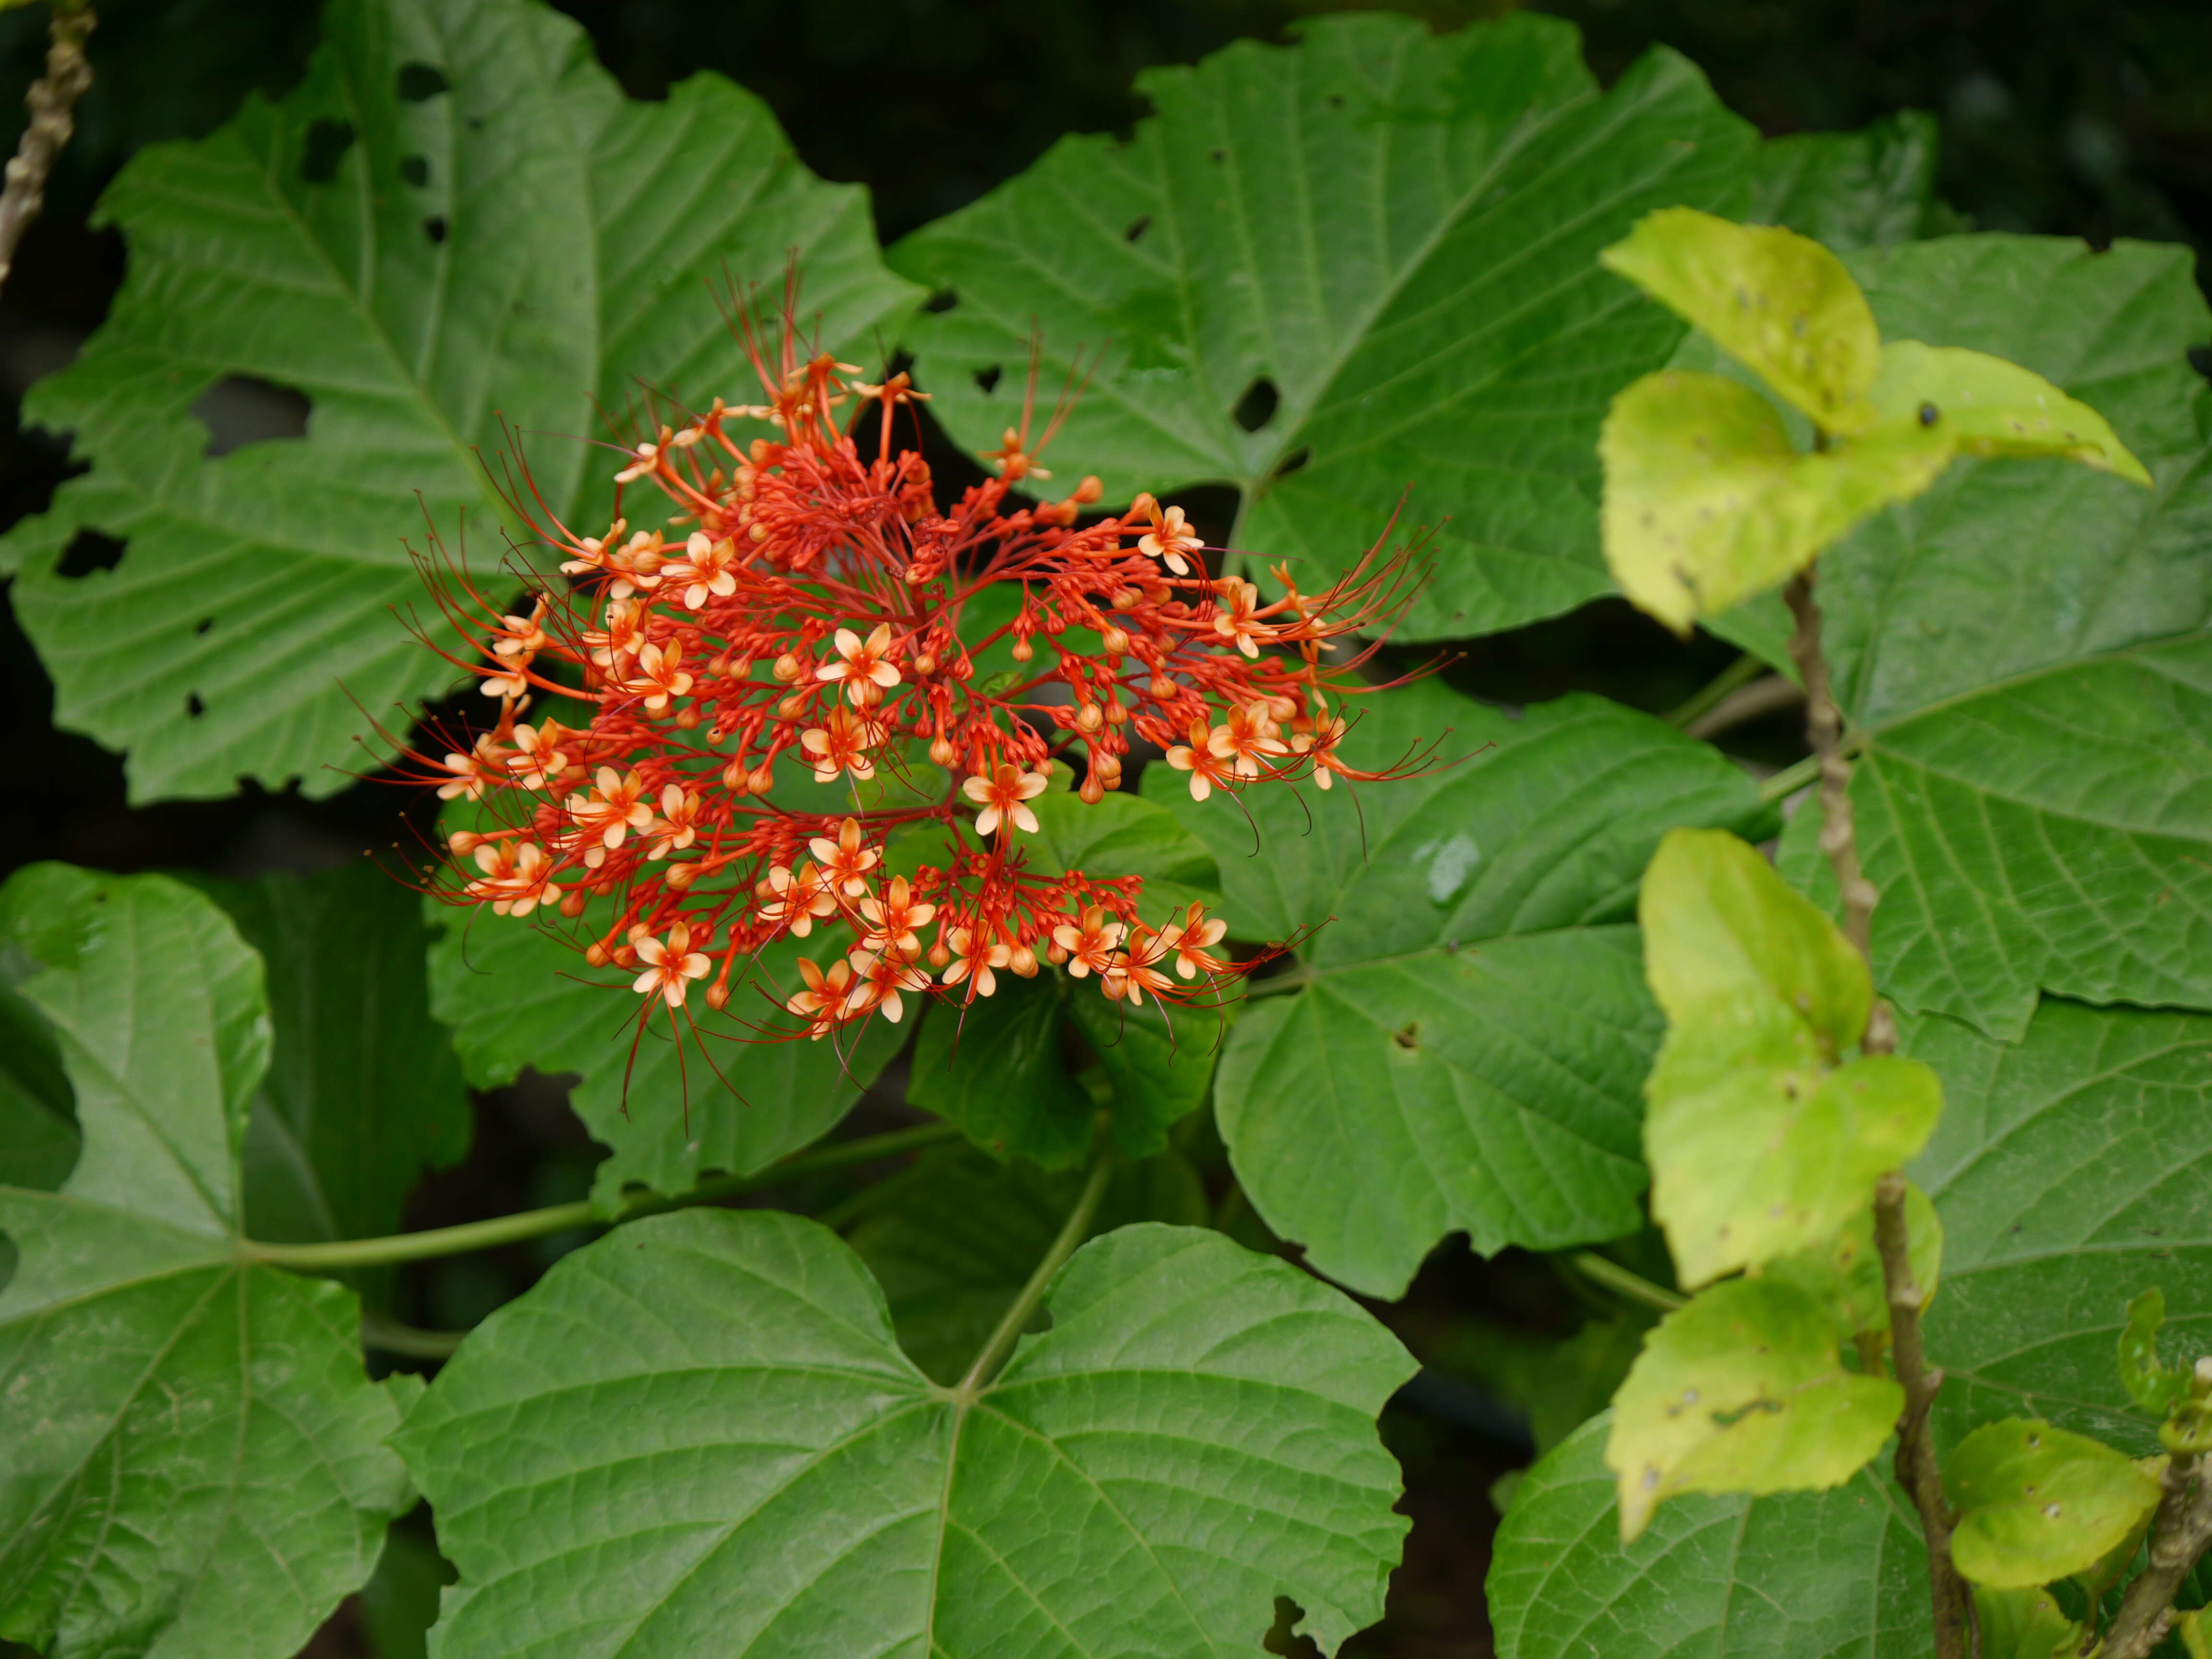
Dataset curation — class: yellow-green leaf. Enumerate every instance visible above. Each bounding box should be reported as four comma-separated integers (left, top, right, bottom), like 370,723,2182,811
1639,830,1942,1285
1870,340,2154,484
2118,1286,2193,1416
1599,370,1950,634
1943,1419,2164,1588
1605,1276,1901,1542
1764,1178,1943,1341
1599,207,1882,431
1971,1586,2083,1659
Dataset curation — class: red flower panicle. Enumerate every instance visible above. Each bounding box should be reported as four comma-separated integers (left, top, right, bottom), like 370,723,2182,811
399,301,1431,1065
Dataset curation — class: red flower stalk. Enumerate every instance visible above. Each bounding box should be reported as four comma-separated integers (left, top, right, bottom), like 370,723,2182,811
397,299,1434,1059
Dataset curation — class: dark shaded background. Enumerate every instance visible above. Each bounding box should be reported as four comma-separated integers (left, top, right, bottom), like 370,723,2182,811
0,1,2206,1654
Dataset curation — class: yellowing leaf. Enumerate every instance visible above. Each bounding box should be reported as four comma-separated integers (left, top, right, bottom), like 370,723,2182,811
1871,340,2153,484
1599,207,1882,431
1764,1178,1943,1341
1599,371,1948,633
1605,1276,1901,1542
1943,1419,2163,1588
1971,1586,2084,1659
1639,830,1942,1285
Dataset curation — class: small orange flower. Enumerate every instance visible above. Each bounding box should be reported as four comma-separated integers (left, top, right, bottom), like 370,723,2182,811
1137,503,1203,576
642,785,703,859
815,622,902,706
565,767,653,866
809,817,880,897
1164,721,1235,802
1161,902,1229,980
1209,702,1289,780
1052,905,1125,979
1102,922,1176,1007
662,531,739,610
759,862,838,937
941,926,1011,998
1210,577,1274,659
467,840,554,916
622,642,694,713
633,922,711,1007
800,708,881,783
842,947,931,1024
962,764,1050,837
786,956,856,1038
858,875,936,955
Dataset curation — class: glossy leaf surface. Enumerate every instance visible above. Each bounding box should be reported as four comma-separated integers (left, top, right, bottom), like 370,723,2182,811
1941,1418,2162,1588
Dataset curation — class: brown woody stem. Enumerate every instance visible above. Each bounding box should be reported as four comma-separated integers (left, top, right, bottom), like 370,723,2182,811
0,3,95,299
1783,569,1967,1659
2101,1453,2212,1659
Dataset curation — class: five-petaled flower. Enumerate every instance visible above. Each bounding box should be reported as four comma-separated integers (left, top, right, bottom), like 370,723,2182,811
963,764,1050,837
816,623,902,705
633,922,712,1006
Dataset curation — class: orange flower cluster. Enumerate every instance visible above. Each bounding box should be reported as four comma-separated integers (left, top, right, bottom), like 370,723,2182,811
403,308,1426,1049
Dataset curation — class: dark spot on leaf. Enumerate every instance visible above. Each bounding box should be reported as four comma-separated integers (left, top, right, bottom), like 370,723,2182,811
973,364,1001,395
922,288,958,314
194,617,215,636
1232,377,1280,433
1262,1596,1322,1659
1918,402,1940,426
1393,1021,1419,1051
1272,445,1311,480
423,215,448,245
1210,148,1226,162
397,62,450,101
186,693,205,719
300,119,355,184
56,529,123,579
1327,93,1345,108
191,375,310,456
400,155,430,188
1124,215,1151,243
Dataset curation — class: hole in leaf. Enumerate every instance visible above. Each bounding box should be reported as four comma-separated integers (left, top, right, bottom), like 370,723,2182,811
56,529,123,579
922,289,958,314
973,364,1002,395
423,215,448,244
397,62,450,101
299,119,356,184
1124,215,1151,242
1272,445,1311,480
1262,1597,1322,1659
191,376,310,457
1232,377,1280,433
2190,345,2212,385
185,693,205,719
194,617,215,636
400,154,430,187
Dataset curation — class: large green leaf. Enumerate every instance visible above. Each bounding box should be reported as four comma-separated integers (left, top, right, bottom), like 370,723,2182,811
908,970,1087,1166
1739,235,2212,1038
1486,994,2212,1648
1150,681,1770,1297
1744,112,1957,254
1488,1415,1930,1659
843,1143,1209,1384
892,12,1758,641
0,980,75,1192
200,864,470,1246
0,0,917,802
395,1213,1415,1658
0,867,417,1659
427,905,900,1214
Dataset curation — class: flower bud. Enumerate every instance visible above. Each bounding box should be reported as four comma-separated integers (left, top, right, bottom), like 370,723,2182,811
1011,637,1034,662
1079,773,1105,805
779,694,807,718
928,734,959,768
1045,940,1070,966
1075,702,1103,733
1112,588,1140,611
748,764,776,793
1101,625,1130,656
724,759,752,792
667,863,698,891
772,652,804,682
447,830,482,854
584,941,612,967
1104,700,1128,725
704,982,731,1010
926,939,952,970
673,704,701,730
558,888,588,919
1010,945,1039,977
912,651,938,676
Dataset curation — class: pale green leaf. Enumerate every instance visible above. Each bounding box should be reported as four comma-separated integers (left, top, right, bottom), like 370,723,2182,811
200,865,470,1245
1600,368,1949,633
1972,1587,2085,1659
1489,1415,1929,1659
1764,1178,1943,1343
843,1143,1209,1384
0,868,415,1659
394,1214,1415,1658
1490,994,2212,1650
0,0,917,802
1599,207,1882,431
1870,339,2152,482
1746,235,2212,1037
893,13,1758,641
1151,682,1770,1297
1942,1418,2162,1588
1639,828,1938,1285
1605,1275,1901,1540
2117,1287,2193,1417
427,903,900,1214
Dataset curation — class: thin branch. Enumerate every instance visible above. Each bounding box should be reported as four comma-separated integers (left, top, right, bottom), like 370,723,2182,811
361,1312,467,1360
1662,651,1765,729
1568,1251,1686,1313
2102,1451,2212,1659
957,1146,1113,1397
1684,673,1803,741
0,2,95,299
1784,568,1966,1659
245,1120,961,1271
